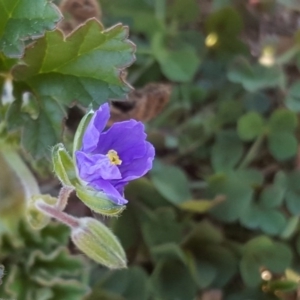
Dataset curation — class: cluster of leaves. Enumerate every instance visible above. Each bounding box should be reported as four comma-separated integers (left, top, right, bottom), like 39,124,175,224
0,146,88,299
0,0,135,159
0,1,136,297
87,0,300,299
0,221,87,300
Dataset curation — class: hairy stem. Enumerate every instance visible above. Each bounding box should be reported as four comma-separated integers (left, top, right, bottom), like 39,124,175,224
55,186,74,211
36,201,79,228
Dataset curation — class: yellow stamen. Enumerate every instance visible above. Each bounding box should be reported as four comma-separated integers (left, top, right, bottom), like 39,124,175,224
106,150,122,165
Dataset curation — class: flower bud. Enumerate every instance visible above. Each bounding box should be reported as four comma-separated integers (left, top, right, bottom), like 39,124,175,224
52,143,79,187
75,184,125,216
71,217,127,269
73,110,94,154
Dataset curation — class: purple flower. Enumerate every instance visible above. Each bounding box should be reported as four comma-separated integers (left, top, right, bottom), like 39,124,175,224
75,103,155,205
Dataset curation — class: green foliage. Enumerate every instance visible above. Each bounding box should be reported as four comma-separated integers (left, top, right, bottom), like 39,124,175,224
0,0,61,57
3,0,300,299
0,6,135,158
0,221,87,300
84,1,300,299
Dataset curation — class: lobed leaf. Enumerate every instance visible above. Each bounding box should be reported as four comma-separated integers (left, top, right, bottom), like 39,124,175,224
0,0,62,57
10,19,135,157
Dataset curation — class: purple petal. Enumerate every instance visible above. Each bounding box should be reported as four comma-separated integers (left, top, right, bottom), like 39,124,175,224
96,120,147,162
76,151,122,181
115,141,155,183
82,103,110,152
89,179,128,205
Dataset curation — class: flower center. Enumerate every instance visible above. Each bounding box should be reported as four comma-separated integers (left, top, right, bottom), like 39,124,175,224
106,149,122,165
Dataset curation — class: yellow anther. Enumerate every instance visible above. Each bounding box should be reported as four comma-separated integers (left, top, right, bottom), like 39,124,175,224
205,32,218,48
106,150,122,165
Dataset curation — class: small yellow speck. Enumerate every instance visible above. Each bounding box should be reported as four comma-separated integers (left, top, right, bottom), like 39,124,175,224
205,33,218,47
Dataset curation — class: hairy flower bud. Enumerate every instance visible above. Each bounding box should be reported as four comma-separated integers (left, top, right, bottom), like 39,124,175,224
71,217,127,269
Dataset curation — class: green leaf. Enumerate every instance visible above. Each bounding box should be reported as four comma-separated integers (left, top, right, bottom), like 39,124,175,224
228,57,285,92
11,20,135,157
0,0,61,57
183,220,223,247
202,245,237,287
259,210,286,236
179,198,223,213
187,254,217,289
150,259,197,300
151,243,187,263
237,112,265,141
267,110,298,161
240,204,261,230
75,184,126,217
0,221,87,300
12,20,134,103
285,171,300,214
151,33,200,82
151,161,192,205
52,143,79,187
167,0,200,25
206,7,243,36
240,236,293,287
112,206,140,251
268,109,298,132
234,168,264,187
268,132,298,161
285,81,300,112
90,267,149,300
141,208,181,248
71,217,127,269
0,53,17,73
211,130,244,172
259,185,286,208
125,178,170,209
242,92,271,114
21,96,66,158
207,174,253,222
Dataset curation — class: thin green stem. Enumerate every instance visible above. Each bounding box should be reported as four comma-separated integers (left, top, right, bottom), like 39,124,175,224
155,0,166,25
237,134,265,170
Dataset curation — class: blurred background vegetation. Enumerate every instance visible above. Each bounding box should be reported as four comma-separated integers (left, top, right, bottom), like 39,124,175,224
3,0,300,299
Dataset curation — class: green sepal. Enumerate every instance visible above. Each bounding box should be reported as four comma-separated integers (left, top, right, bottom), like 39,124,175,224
73,110,94,156
52,143,80,187
71,217,127,269
75,184,126,217
26,194,57,230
